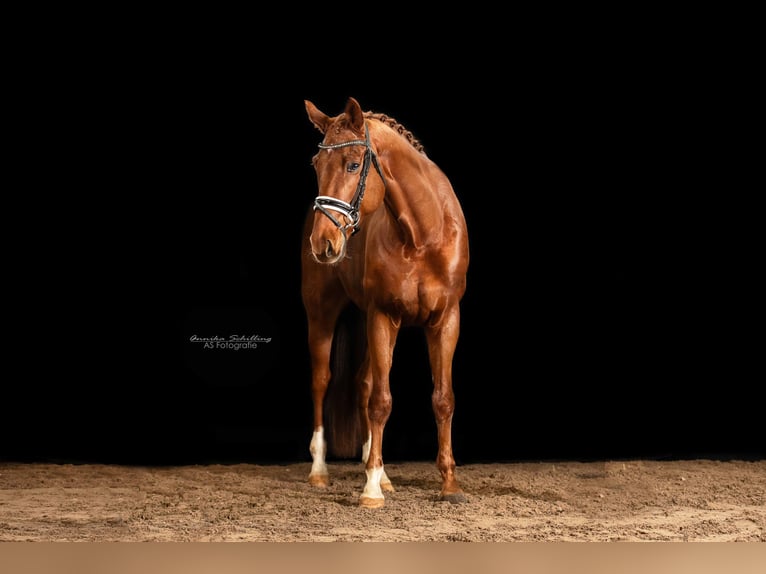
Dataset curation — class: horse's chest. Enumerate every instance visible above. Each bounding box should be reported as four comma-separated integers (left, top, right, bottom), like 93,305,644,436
365,262,448,322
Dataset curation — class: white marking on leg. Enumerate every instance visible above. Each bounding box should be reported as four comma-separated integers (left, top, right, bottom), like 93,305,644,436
309,426,328,478
361,431,371,463
361,465,386,501
380,467,393,490
362,433,393,490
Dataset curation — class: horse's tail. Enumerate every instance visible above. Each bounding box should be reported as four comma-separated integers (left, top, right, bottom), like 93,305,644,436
324,304,366,459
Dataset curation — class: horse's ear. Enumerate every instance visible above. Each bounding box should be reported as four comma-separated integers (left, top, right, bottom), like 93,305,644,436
305,100,330,134
345,97,365,133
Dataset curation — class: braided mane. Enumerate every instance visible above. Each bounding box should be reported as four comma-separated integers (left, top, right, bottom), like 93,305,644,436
364,111,425,153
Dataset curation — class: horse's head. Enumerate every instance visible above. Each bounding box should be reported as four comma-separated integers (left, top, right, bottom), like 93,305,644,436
305,97,386,264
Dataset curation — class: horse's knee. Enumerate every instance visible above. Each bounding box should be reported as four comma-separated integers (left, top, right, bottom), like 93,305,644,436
368,391,392,423
431,390,455,421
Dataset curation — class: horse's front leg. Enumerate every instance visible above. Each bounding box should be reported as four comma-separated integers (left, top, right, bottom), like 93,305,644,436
359,309,399,508
426,304,467,503
307,321,333,487
305,301,346,488
358,353,394,493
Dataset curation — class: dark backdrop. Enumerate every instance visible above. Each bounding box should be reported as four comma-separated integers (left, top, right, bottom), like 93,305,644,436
4,41,760,465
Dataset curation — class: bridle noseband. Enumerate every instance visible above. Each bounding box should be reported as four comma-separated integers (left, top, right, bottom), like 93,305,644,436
314,125,386,236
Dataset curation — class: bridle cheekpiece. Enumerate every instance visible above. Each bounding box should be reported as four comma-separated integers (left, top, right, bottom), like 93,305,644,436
314,124,386,236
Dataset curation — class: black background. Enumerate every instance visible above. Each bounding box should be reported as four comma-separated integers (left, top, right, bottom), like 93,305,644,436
4,30,761,466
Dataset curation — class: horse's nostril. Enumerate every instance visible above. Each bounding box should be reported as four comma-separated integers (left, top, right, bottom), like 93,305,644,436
325,240,335,257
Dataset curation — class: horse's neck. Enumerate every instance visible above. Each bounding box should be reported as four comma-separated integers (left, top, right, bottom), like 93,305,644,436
380,144,445,250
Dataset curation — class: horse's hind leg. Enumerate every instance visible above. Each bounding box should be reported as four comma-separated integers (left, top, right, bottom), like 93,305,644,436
357,353,394,492
426,304,467,503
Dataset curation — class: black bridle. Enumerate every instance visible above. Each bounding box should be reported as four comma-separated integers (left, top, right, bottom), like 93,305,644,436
313,125,386,236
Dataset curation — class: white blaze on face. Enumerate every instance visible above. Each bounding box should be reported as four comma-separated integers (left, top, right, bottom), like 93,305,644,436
309,426,328,477
361,466,386,501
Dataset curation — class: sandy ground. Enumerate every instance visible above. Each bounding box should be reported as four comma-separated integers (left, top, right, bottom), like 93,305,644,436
0,459,763,542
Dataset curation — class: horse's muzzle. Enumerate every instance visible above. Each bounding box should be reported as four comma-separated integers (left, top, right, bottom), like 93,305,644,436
309,228,347,265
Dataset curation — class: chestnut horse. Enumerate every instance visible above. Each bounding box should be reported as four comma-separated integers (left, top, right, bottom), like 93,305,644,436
301,97,469,508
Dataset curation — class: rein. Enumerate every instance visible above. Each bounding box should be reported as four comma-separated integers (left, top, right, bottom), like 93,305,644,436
314,124,386,236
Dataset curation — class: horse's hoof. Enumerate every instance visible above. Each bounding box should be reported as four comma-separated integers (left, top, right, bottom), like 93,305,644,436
440,491,467,504
359,496,385,509
381,480,395,492
308,474,329,487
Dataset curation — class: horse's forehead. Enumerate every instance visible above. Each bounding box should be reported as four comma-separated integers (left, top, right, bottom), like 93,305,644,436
323,116,361,142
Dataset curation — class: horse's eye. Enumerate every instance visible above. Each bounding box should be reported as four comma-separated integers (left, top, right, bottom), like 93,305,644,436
347,162,360,173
